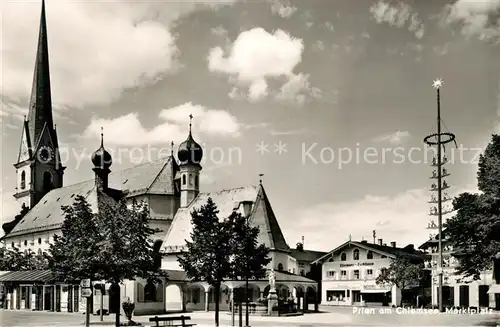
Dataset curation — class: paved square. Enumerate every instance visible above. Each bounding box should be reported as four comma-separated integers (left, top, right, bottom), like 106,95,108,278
1,307,500,327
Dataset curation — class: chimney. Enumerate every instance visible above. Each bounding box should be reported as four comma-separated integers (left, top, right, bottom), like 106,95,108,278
378,239,383,246
391,241,396,248
361,240,368,244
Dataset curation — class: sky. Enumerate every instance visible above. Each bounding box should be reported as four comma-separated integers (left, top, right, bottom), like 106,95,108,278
0,0,499,252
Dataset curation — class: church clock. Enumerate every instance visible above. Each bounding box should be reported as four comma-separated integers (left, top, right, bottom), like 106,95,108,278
39,145,54,162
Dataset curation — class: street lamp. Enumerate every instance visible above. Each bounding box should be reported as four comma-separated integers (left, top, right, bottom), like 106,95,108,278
240,200,254,327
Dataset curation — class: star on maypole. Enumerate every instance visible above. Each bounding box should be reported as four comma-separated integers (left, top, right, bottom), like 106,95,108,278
432,78,443,89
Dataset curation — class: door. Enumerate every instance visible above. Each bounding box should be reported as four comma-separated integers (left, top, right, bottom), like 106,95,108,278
440,286,454,307
478,285,489,308
459,285,469,307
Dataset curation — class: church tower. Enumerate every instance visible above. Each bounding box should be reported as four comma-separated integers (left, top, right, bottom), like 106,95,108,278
13,0,65,209
177,115,203,208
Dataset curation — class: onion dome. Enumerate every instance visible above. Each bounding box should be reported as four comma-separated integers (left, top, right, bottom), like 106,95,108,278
91,128,112,169
177,114,203,165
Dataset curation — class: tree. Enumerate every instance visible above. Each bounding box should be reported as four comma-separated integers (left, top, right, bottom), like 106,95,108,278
48,195,102,282
376,257,423,306
444,135,500,279
0,247,49,271
178,198,271,327
226,211,271,282
49,194,163,327
0,247,27,270
178,198,230,327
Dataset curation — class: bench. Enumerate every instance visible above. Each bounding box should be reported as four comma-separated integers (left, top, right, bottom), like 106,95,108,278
148,315,196,327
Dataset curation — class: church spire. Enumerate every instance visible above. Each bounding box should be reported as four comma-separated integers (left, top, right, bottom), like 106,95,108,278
27,0,54,146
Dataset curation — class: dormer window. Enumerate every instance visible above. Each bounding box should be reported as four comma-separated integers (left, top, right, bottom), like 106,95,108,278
341,253,346,261
353,249,359,260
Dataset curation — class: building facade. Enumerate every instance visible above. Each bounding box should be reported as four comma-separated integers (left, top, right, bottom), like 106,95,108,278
313,239,427,307
0,0,320,316
419,236,495,309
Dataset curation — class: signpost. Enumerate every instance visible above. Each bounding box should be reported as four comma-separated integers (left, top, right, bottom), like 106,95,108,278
80,279,92,327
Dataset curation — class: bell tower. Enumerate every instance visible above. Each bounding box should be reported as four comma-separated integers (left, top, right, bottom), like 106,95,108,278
13,0,65,209
177,114,203,208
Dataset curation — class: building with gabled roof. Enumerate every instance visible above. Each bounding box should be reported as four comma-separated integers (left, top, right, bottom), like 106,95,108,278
313,239,428,307
1,0,320,316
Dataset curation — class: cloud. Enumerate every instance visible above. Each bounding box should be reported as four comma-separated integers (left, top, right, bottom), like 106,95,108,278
270,0,297,18
442,0,500,43
372,131,411,145
0,0,237,109
370,1,425,39
208,27,320,104
287,185,478,252
269,128,307,136
82,102,242,146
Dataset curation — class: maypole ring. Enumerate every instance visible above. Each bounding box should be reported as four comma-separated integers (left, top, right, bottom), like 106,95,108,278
423,132,455,146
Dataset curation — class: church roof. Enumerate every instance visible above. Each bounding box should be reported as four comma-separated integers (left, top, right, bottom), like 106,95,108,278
161,184,290,254
290,249,328,263
3,156,177,238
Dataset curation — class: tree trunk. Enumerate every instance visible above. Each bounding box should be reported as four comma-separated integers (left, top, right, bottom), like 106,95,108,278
214,283,220,327
115,283,120,327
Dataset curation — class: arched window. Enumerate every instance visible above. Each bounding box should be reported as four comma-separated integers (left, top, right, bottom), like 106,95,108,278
367,251,373,260
328,257,334,262
144,280,157,302
189,174,193,185
340,253,346,261
24,240,28,246
278,263,284,271
195,175,199,188
353,249,359,260
21,171,26,189
37,249,42,256
38,238,42,244
182,174,186,185
11,242,14,248
43,171,53,193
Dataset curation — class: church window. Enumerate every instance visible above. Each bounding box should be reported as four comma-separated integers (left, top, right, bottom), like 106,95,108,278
340,253,346,261
182,174,186,185
20,171,26,189
278,263,284,271
353,249,359,260
367,251,373,260
195,175,199,188
43,171,53,193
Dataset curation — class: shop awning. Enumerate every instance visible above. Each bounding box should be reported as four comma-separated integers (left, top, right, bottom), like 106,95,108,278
0,270,54,283
360,288,391,293
487,284,500,294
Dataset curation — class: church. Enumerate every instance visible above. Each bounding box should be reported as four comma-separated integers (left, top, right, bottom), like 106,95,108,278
0,0,320,316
